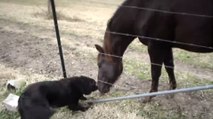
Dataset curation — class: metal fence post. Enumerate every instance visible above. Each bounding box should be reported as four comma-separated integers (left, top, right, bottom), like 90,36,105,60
50,0,67,78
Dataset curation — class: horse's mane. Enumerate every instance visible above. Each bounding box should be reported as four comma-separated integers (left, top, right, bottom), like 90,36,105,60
106,0,141,32
106,0,131,31
106,18,112,31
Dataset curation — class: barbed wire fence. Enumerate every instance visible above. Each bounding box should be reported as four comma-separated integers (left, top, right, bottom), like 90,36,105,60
50,0,213,103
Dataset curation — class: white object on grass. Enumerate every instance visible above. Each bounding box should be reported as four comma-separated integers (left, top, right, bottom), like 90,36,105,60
2,93,20,112
6,79,26,90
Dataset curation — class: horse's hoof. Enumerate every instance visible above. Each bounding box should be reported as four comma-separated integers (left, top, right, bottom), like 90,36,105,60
166,94,175,99
169,83,177,90
141,97,152,103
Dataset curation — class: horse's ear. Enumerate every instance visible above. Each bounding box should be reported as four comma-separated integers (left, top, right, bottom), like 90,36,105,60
95,44,104,53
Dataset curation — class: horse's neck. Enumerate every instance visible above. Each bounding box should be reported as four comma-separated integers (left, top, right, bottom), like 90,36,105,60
104,32,134,58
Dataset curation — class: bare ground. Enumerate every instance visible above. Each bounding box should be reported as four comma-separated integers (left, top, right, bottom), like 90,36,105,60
0,2,213,119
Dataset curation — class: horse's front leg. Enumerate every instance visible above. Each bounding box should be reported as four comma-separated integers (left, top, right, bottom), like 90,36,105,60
150,63,162,92
164,48,176,90
143,45,165,102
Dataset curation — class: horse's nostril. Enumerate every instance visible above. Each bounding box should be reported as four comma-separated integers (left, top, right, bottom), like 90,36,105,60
98,86,110,94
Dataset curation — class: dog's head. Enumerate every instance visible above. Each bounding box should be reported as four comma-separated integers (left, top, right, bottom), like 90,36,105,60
72,76,98,95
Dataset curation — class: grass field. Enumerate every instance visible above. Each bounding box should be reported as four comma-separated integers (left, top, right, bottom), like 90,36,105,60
0,0,212,119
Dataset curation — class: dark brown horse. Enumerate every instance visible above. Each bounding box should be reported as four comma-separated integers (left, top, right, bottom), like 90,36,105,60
95,0,213,100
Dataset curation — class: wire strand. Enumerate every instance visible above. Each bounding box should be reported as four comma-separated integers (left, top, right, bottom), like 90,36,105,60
88,0,213,18
106,31,213,50
99,52,175,69
98,80,132,91
121,5,213,18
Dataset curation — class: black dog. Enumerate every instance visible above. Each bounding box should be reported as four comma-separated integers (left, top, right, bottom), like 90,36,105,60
18,76,97,119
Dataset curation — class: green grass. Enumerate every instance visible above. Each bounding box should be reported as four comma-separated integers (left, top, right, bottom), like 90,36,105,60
124,59,151,80
128,39,147,53
138,102,187,119
176,71,213,88
174,49,213,70
0,110,19,119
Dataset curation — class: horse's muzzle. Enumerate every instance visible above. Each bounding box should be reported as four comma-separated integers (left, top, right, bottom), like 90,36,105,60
97,81,111,94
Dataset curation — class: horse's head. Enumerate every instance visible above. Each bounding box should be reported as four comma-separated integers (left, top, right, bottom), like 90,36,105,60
95,44,123,94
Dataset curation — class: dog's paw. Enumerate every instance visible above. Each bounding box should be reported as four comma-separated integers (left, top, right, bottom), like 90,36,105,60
80,96,87,100
68,103,91,112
